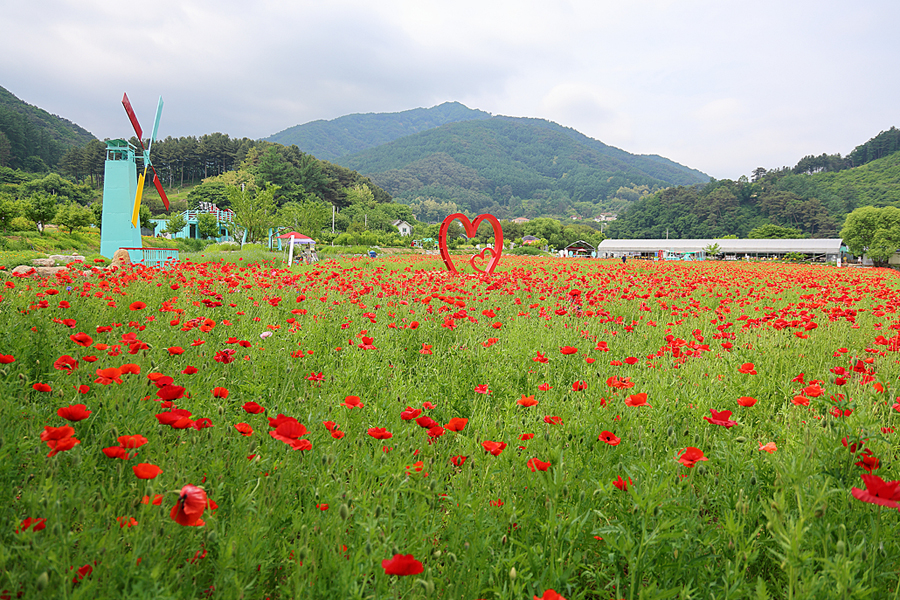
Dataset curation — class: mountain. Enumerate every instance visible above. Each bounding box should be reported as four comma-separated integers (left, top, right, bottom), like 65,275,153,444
0,85,96,170
332,115,709,219
605,132,900,240
265,101,491,161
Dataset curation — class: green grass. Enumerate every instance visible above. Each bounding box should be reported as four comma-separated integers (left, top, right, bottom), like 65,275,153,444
1,257,900,599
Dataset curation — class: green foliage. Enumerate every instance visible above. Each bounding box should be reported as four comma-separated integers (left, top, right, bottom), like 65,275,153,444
0,85,95,170
187,181,233,210
277,200,331,238
53,201,93,234
338,117,709,220
18,172,93,205
230,183,277,244
22,192,58,234
847,126,900,166
164,212,187,236
196,213,219,239
265,101,492,161
0,193,21,231
840,205,900,265
748,224,806,239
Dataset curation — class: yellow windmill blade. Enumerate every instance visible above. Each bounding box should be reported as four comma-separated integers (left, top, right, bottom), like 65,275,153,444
131,165,148,227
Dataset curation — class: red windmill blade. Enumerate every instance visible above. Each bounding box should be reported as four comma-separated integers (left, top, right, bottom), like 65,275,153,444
122,93,170,222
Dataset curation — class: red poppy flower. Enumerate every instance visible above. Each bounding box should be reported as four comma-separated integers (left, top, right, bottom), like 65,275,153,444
624,393,651,407
415,415,439,429
489,498,504,507
851,474,900,508
791,395,810,407
703,409,738,428
599,431,620,445
450,455,468,467
211,387,229,399
676,447,708,468
316,503,329,511
72,564,92,583
738,362,757,375
606,375,634,389
381,553,423,576
170,484,207,526
803,384,824,398
53,355,79,372
40,425,74,442
46,436,80,457
242,401,265,414
69,332,94,347
572,380,587,391
367,427,393,440
527,457,551,472
445,418,468,432
855,449,880,474
538,383,552,391
32,382,52,393
482,440,507,456
474,384,491,394
132,463,162,479
419,343,433,355
0,354,14,364
518,395,538,407
534,590,567,600
16,517,46,533
560,346,578,355
168,346,185,355
156,384,185,401
102,445,131,459
57,404,91,422
234,423,253,436
543,415,563,425
401,406,422,420
95,367,123,385
118,434,149,449
736,396,757,407
533,351,549,363
341,395,364,409
120,363,140,375
613,475,631,491
129,301,146,311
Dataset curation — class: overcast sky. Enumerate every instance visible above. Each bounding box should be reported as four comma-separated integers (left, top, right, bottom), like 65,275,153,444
3,0,898,179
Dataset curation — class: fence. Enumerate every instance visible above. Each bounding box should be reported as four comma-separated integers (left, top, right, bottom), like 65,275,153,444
122,247,180,268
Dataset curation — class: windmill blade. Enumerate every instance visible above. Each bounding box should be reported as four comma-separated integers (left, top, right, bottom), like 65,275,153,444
132,166,148,227
122,93,144,142
148,97,164,154
151,169,170,211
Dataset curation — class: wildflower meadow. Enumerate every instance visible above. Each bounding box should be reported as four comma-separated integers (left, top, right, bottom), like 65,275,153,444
3,254,900,600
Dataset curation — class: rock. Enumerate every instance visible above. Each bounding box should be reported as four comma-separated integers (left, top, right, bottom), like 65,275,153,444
49,254,85,264
30,258,56,267
110,248,131,268
12,265,68,277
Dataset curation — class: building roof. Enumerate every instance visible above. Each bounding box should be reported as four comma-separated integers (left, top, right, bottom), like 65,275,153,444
597,238,844,254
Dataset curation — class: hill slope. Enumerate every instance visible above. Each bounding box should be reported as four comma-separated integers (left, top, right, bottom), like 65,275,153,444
0,85,96,170
265,101,491,161
334,116,709,219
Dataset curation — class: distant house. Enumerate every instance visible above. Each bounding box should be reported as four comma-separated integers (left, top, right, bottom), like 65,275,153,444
522,235,540,245
392,220,413,237
594,213,618,222
151,202,235,242
511,217,529,224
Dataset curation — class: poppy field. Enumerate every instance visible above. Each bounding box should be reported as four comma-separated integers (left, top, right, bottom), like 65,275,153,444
3,254,900,600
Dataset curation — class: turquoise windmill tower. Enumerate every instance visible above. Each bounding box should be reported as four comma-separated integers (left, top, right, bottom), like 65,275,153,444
100,93,170,259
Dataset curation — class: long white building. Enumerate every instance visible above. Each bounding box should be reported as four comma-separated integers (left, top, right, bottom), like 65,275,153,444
596,238,845,262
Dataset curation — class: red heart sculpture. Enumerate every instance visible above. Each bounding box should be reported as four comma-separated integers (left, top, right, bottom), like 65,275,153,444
438,213,504,274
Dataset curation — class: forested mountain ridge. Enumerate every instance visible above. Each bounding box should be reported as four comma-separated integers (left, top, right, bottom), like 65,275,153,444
0,85,96,171
265,101,491,161
606,135,900,240
335,116,709,220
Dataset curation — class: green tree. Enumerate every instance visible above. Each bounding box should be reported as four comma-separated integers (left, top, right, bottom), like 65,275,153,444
23,192,58,234
840,206,900,265
230,183,277,244
164,212,187,236
0,194,20,231
197,213,219,239
277,200,330,238
747,224,805,239
54,201,93,233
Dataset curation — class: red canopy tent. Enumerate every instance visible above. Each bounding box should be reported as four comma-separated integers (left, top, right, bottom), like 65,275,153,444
276,232,315,244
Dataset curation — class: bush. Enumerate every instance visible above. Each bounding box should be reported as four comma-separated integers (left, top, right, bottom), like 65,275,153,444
507,246,544,256
9,216,35,232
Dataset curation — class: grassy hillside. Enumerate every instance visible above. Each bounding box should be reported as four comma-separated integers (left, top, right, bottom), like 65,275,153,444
265,101,491,161
335,116,709,218
0,85,96,170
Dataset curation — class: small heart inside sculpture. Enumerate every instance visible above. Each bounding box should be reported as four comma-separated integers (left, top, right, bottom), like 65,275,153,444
469,248,496,273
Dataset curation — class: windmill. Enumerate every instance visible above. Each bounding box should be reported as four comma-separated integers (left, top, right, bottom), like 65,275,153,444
99,93,171,259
